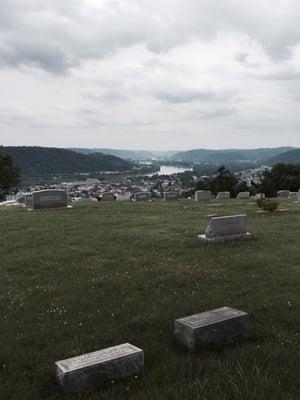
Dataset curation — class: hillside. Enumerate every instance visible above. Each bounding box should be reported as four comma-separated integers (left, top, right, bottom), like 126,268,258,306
171,147,294,163
0,146,133,177
268,148,300,165
0,200,299,399
69,148,177,161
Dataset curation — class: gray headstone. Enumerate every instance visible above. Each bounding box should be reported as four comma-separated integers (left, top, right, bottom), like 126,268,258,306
195,190,211,202
277,190,290,199
289,192,297,200
101,192,116,201
31,190,67,209
216,191,230,200
237,191,250,199
56,343,144,394
24,193,33,208
133,192,151,202
254,193,265,200
174,307,248,351
297,190,300,202
198,214,252,243
163,191,179,201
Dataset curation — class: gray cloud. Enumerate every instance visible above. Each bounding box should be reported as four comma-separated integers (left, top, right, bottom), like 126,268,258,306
0,0,300,149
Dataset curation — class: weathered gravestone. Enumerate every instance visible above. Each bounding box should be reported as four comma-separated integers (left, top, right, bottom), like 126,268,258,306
101,192,116,201
31,190,67,209
24,194,33,209
289,192,297,200
195,190,212,202
133,192,151,202
174,307,248,351
216,191,230,200
237,191,250,199
198,214,252,243
297,190,300,202
254,193,265,200
56,343,144,394
277,190,290,199
163,191,179,201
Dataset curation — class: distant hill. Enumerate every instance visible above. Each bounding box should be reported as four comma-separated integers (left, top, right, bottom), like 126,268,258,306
0,146,133,177
69,148,176,161
171,147,294,163
268,148,300,165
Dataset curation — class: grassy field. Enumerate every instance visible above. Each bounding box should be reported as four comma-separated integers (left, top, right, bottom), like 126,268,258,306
0,199,300,400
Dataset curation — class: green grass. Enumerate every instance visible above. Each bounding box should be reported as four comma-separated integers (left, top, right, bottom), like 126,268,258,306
0,199,299,400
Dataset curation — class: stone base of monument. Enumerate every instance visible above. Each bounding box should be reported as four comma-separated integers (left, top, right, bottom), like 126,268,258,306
56,343,144,394
198,232,252,243
174,307,248,351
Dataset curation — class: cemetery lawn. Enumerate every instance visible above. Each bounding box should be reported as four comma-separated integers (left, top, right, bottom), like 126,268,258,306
1,200,300,400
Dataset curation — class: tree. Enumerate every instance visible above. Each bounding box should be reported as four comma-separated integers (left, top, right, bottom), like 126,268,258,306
0,154,20,200
258,163,300,197
209,166,239,195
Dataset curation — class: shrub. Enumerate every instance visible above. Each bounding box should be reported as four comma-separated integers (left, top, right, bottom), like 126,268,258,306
256,198,279,213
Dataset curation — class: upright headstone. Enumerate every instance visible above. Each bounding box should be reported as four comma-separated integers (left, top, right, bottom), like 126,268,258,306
174,307,248,351
133,192,151,202
297,190,300,202
237,192,250,199
198,214,252,243
254,193,265,200
24,194,33,208
289,192,297,200
101,192,116,201
277,190,290,199
163,192,179,201
195,190,212,202
31,190,67,210
216,191,230,200
56,343,144,394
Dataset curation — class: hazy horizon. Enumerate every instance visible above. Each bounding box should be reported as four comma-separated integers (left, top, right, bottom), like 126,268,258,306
1,1,300,150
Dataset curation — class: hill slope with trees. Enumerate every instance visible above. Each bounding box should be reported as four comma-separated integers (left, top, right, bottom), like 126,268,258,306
0,146,133,177
268,148,300,165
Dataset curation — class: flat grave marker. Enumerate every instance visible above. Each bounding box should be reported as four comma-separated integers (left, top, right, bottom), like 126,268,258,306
174,307,248,351
56,343,144,394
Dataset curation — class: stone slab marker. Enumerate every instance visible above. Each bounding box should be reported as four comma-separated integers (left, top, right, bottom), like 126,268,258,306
174,307,248,351
198,214,252,243
163,191,179,201
101,192,116,201
277,190,290,199
133,192,151,201
31,189,67,209
237,191,250,199
216,191,230,199
56,343,144,394
195,190,211,202
289,192,297,200
254,193,265,200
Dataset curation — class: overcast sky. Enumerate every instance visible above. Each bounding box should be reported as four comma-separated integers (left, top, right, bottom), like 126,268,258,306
1,0,300,150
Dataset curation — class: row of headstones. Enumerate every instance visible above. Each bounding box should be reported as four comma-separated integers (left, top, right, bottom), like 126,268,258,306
55,307,248,394
23,189,300,210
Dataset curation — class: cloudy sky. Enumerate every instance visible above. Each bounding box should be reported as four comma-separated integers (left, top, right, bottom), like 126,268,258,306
1,0,300,150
